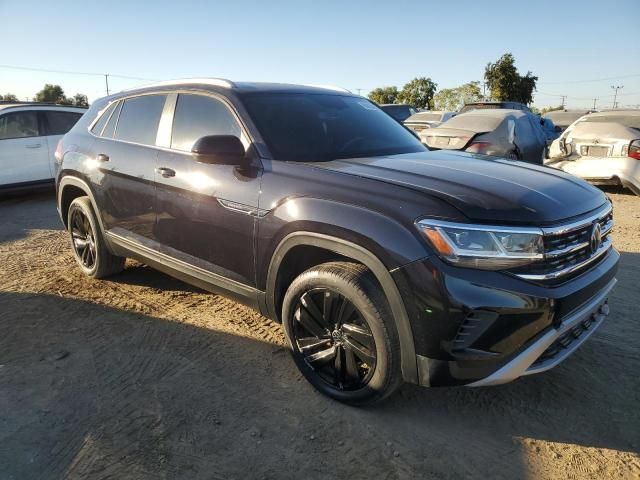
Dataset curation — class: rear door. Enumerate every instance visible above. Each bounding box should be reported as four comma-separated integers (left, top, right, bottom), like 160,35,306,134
0,110,50,186
92,94,167,243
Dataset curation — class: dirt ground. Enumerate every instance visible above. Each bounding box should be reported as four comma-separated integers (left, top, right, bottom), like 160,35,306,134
0,190,638,480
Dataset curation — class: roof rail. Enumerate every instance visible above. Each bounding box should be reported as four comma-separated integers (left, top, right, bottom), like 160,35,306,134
121,78,236,92
304,84,352,94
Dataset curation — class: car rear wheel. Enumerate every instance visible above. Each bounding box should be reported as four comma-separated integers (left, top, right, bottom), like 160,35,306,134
282,262,402,405
68,197,124,278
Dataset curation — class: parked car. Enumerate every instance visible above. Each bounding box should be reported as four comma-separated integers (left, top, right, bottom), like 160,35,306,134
543,109,592,133
422,109,548,163
547,109,640,195
404,111,456,134
459,101,532,114
56,79,618,405
379,104,417,122
0,103,86,192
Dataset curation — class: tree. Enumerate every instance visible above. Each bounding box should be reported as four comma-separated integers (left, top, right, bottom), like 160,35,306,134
368,86,399,104
34,84,67,103
0,93,18,102
540,105,564,115
433,81,482,111
397,77,437,109
484,53,538,105
71,93,89,107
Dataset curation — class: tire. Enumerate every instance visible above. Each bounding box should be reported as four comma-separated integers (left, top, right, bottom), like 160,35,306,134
506,150,520,160
282,262,402,405
67,196,125,279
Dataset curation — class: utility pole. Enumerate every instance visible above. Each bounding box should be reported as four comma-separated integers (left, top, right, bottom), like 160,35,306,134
560,95,566,108
592,98,598,110
356,88,362,96
611,85,623,109
105,74,110,96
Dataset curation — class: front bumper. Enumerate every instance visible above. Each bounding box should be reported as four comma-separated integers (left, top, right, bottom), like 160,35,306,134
392,246,619,387
468,278,615,386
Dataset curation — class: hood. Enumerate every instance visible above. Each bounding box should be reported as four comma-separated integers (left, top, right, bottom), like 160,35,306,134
309,151,606,225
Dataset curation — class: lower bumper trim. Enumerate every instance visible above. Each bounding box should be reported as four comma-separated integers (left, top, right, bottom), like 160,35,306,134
467,277,616,387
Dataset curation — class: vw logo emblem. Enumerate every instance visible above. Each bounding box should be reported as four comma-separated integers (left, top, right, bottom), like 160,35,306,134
590,223,602,254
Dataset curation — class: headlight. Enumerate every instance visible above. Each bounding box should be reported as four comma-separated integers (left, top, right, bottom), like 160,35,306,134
416,219,544,270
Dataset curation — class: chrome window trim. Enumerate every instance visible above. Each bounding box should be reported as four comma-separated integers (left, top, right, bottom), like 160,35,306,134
86,89,254,153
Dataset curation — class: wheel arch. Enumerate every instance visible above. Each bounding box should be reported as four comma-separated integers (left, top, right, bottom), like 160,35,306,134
57,176,106,233
266,232,418,384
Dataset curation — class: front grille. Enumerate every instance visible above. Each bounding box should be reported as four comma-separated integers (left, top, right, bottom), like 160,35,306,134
512,205,613,283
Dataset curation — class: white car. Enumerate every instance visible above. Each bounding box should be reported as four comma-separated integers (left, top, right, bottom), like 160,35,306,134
0,103,86,192
547,110,640,196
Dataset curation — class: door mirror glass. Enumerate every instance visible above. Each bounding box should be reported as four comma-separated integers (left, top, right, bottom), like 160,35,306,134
191,135,245,165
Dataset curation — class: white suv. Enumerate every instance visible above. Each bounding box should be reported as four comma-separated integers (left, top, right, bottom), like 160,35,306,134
0,103,86,191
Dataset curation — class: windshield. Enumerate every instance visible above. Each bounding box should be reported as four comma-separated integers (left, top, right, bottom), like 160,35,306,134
581,114,640,130
242,93,426,161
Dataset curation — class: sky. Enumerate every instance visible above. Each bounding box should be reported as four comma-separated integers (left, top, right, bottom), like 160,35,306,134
1,0,639,109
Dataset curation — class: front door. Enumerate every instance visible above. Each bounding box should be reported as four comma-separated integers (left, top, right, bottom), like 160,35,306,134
154,92,261,287
0,110,50,186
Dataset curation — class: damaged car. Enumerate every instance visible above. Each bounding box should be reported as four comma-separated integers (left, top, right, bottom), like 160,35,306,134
546,110,640,196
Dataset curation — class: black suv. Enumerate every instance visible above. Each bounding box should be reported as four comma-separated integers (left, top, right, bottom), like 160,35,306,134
56,80,618,404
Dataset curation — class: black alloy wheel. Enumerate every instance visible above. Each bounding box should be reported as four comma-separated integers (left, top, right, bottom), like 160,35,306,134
70,208,97,269
292,288,377,391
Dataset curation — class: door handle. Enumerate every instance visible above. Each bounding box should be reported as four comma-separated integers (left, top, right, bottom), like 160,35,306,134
97,153,110,162
155,167,176,178
25,143,42,149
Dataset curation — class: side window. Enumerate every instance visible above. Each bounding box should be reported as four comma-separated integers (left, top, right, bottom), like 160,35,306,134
102,101,122,138
171,94,241,151
91,102,117,136
44,111,83,136
0,111,40,140
114,95,167,145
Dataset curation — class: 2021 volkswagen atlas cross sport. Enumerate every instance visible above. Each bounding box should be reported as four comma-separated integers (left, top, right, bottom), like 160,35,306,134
55,79,618,404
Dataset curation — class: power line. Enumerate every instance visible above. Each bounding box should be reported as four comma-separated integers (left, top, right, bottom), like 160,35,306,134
0,64,158,82
539,73,640,85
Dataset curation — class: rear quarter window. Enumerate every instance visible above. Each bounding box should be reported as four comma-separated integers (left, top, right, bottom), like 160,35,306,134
91,102,118,136
44,111,83,135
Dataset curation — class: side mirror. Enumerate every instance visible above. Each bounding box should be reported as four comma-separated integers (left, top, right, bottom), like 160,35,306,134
191,135,245,165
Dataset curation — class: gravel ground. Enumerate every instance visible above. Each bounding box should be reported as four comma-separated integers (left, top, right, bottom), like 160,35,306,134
0,190,638,480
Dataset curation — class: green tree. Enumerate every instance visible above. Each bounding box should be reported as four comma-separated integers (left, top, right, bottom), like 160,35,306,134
397,77,437,109
484,53,538,105
0,93,19,101
433,81,482,111
368,86,399,104
34,84,67,103
71,93,89,107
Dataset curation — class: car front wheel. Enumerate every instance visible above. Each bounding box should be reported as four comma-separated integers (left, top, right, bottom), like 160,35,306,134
282,262,402,405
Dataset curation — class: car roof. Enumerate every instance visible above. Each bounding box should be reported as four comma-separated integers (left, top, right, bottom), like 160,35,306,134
588,109,640,117
119,78,352,96
379,104,412,107
0,103,88,112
